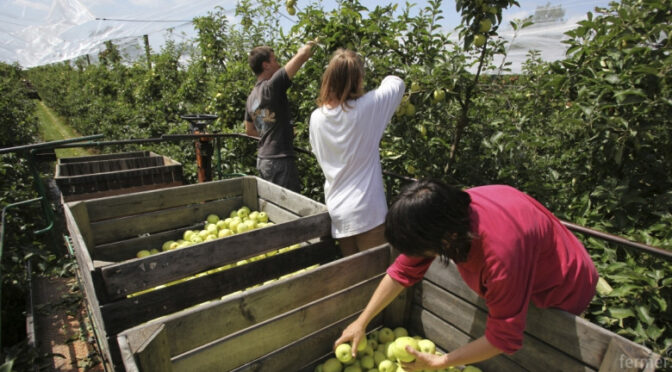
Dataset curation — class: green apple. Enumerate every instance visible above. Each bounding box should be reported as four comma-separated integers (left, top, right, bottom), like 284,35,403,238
367,338,378,350
335,343,353,364
205,234,217,241
190,235,203,243
218,229,233,238
393,327,408,339
314,363,325,372
360,355,375,369
136,250,151,258
378,328,395,344
357,338,368,352
405,103,416,116
433,88,445,102
229,210,238,218
323,358,343,372
248,211,259,221
393,336,418,363
473,34,486,47
216,220,228,230
206,213,220,224
237,206,251,219
410,81,421,92
462,366,482,372
150,248,159,254
183,230,195,241
257,211,269,223
287,5,296,15
479,19,492,33
206,223,218,234
378,360,395,372
257,222,267,228
198,229,210,239
228,218,241,232
169,241,180,250
373,351,386,366
385,342,398,360
162,240,175,251
244,219,257,229
343,365,361,372
417,339,435,354
236,222,250,234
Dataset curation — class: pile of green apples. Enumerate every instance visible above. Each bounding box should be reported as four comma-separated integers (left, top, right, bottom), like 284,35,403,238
316,326,483,372
136,206,273,258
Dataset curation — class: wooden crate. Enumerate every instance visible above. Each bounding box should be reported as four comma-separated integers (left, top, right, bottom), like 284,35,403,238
118,245,661,372
63,176,337,371
55,151,183,202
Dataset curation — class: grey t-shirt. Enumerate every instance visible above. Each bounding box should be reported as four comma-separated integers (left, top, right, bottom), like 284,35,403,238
245,67,295,159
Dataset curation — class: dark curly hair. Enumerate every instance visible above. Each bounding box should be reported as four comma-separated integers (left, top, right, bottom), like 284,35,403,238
248,46,273,75
385,179,473,263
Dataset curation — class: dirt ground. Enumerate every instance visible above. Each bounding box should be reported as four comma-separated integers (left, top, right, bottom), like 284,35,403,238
33,276,105,372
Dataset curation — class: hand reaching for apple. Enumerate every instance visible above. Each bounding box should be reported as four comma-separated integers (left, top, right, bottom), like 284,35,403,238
333,321,366,359
399,346,448,371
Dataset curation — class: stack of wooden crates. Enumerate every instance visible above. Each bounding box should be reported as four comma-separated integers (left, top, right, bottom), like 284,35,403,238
64,175,661,372
55,151,183,202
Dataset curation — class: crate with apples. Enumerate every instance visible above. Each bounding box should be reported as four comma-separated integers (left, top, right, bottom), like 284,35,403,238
117,242,659,372
55,151,183,202
64,176,338,371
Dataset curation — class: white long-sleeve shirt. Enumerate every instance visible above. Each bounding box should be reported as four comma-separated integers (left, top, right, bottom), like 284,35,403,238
309,76,405,238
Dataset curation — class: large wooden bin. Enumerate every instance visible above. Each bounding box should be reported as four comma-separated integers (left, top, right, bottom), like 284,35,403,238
63,176,337,371
117,245,661,372
55,151,183,201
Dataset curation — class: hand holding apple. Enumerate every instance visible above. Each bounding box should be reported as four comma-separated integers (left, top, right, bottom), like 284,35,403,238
398,345,447,371
334,321,367,359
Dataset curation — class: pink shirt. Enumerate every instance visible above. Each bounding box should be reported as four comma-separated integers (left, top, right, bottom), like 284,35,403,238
387,185,598,354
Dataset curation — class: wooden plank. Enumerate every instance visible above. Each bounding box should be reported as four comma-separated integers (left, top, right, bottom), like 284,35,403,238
423,261,655,370
65,202,96,255
254,176,327,216
241,177,258,211
417,280,594,372
233,312,363,372
93,223,204,262
117,245,389,357
598,337,661,372
134,324,172,372
170,274,383,372
100,240,341,334
61,182,183,203
84,178,244,222
409,305,528,372
89,198,241,245
258,198,300,224
98,212,331,298
58,151,151,164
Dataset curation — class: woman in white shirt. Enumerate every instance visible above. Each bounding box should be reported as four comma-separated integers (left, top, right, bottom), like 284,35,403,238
309,49,405,256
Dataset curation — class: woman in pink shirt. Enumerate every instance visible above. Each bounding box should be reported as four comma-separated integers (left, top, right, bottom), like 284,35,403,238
334,179,598,370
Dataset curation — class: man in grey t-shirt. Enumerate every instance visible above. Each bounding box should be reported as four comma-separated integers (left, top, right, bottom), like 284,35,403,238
244,41,315,192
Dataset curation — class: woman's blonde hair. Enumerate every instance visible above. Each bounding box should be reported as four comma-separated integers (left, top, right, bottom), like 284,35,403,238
317,49,365,110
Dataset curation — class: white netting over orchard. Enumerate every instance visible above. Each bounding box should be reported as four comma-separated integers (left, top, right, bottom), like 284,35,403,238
1,0,610,71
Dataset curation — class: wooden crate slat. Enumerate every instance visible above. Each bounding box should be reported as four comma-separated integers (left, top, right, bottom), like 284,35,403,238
134,324,172,372
417,280,595,372
58,156,166,176
84,178,244,222
241,177,259,211
409,305,529,372
257,198,300,224
423,260,657,369
58,151,151,164
170,274,383,372
233,312,363,372
90,198,241,245
254,176,326,216
98,211,331,298
100,240,341,334
166,245,387,356
93,223,204,262
597,337,661,372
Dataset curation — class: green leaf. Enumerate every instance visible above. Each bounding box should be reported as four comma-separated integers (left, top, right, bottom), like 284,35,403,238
635,305,655,326
609,308,635,320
